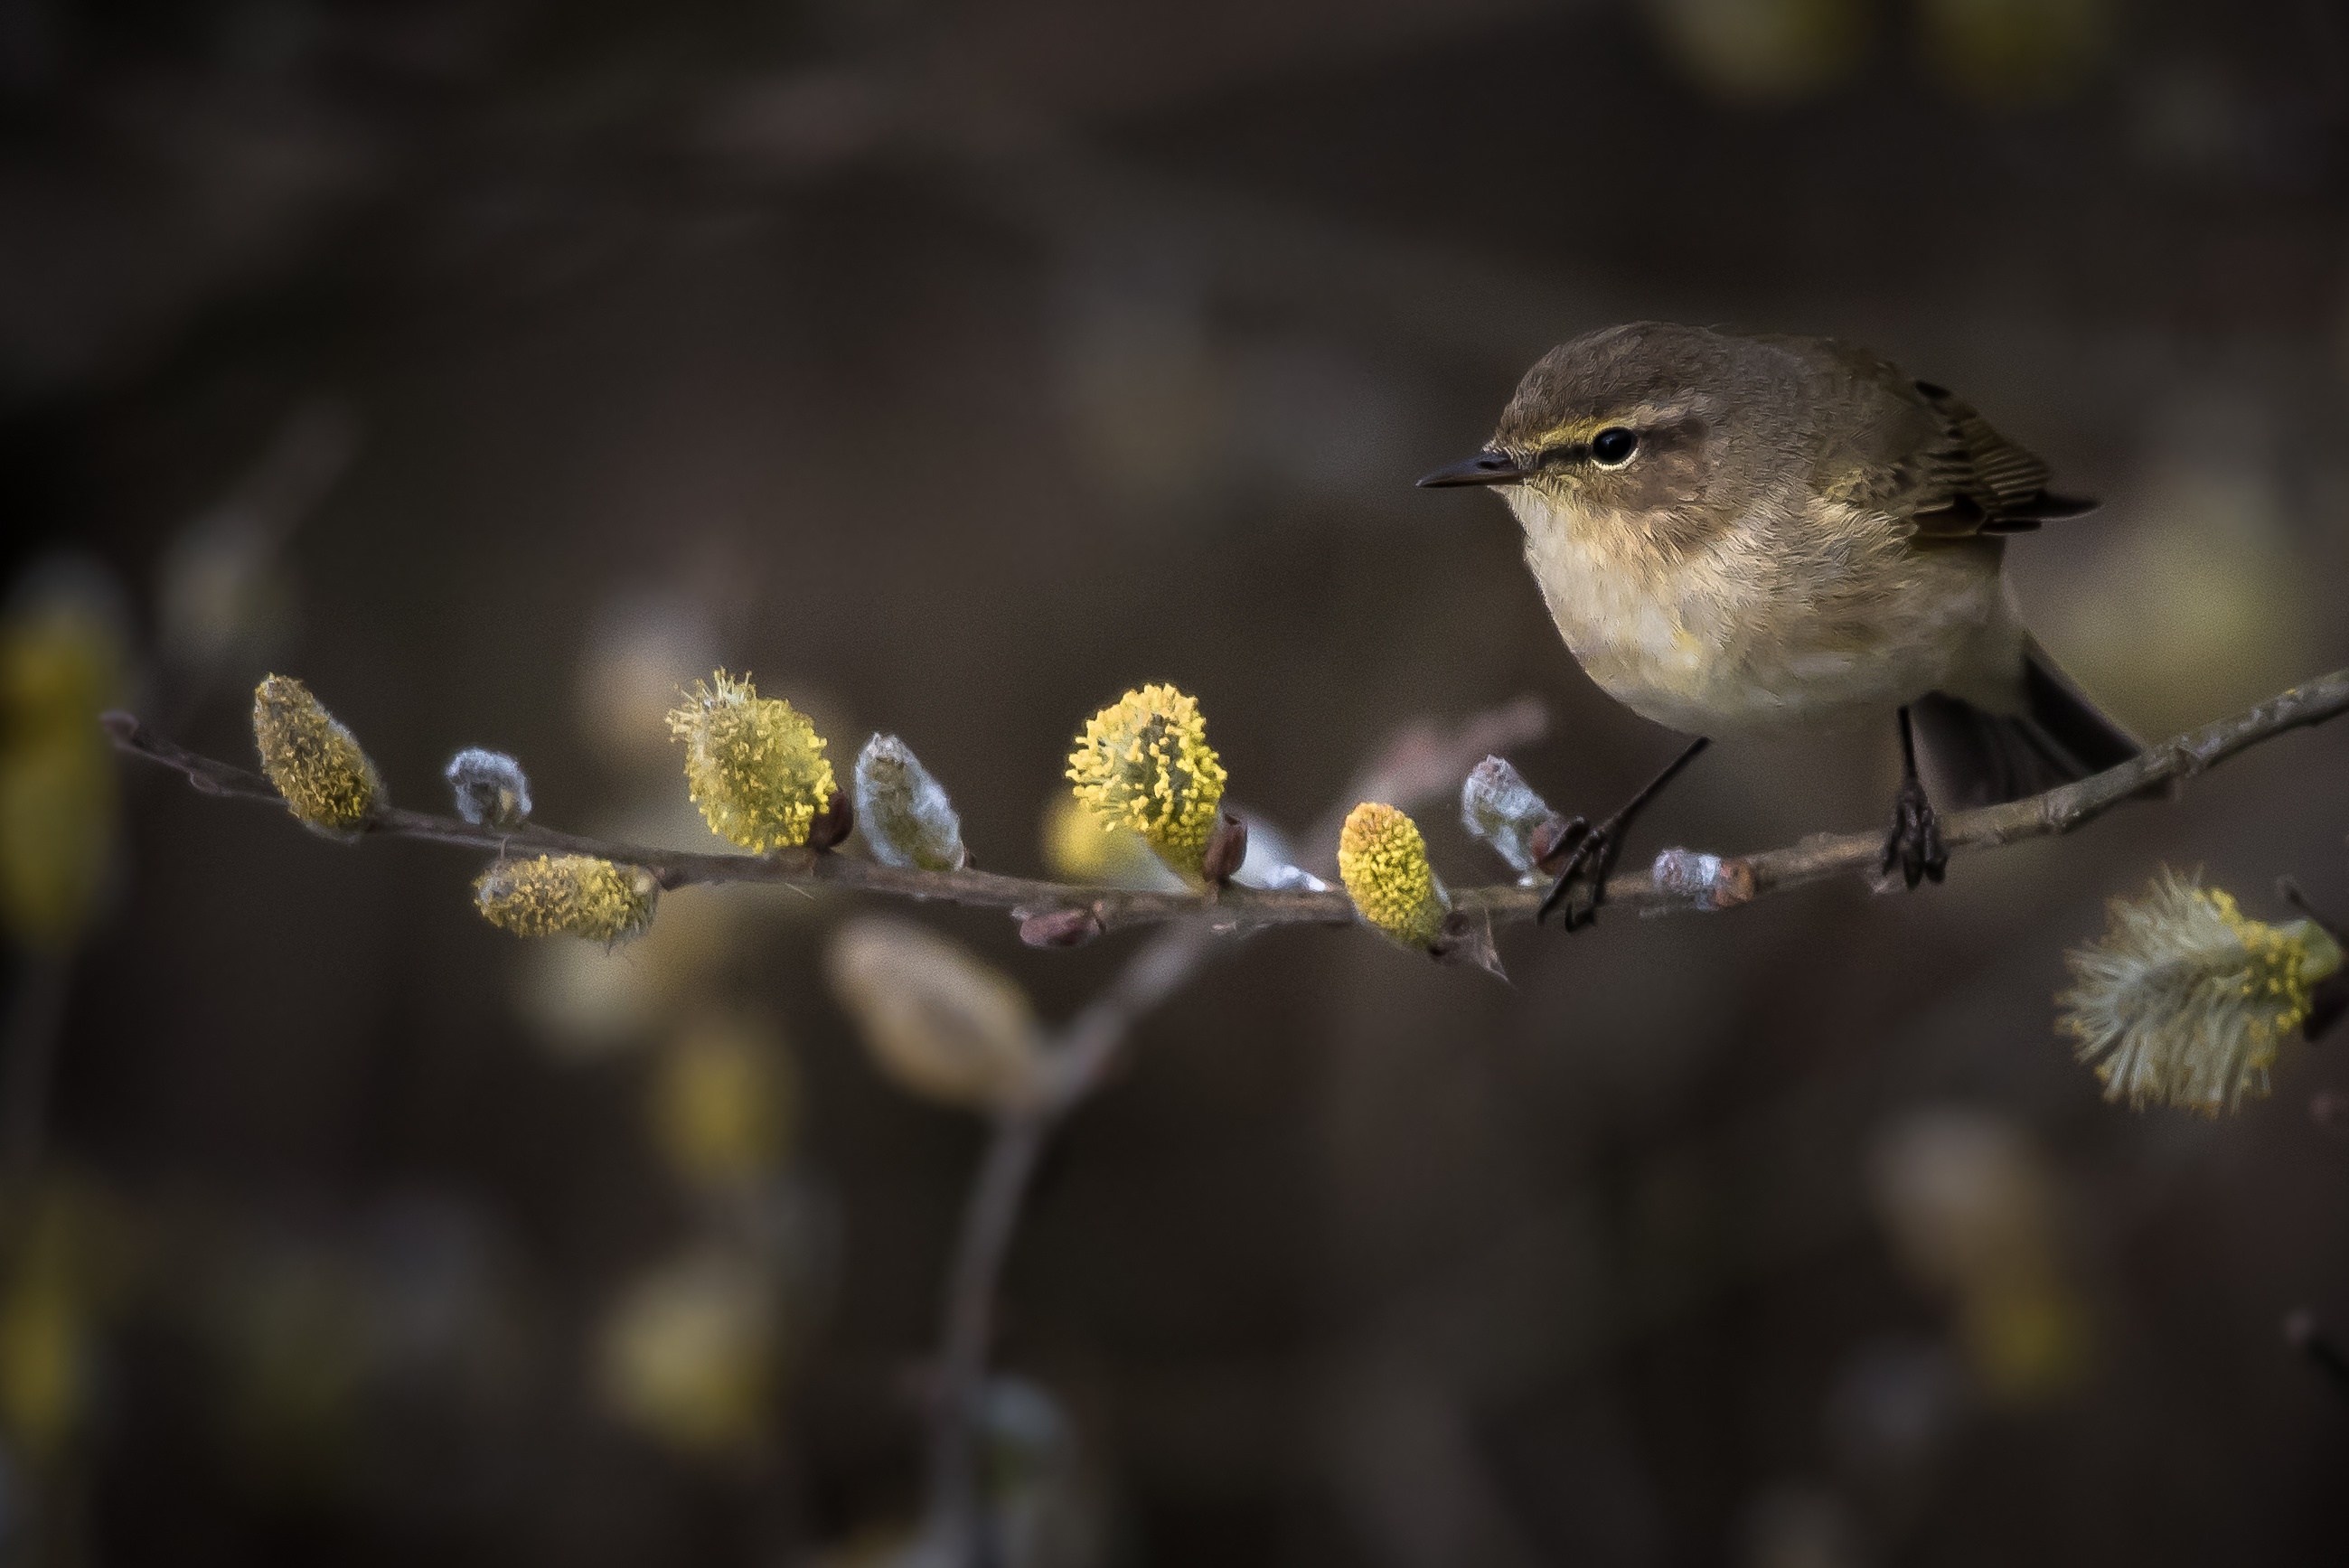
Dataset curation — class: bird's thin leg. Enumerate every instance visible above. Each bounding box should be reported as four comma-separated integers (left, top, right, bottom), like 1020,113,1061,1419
1880,707,1947,889
1539,737,1711,931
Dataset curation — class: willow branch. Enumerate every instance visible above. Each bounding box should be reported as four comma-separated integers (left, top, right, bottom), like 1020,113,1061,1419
103,667,2349,936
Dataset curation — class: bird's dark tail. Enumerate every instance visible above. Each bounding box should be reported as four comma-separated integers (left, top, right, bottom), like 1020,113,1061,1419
1911,643,2145,808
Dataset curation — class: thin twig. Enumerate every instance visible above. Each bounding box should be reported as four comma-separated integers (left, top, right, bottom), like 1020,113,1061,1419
103,665,2349,934
920,1102,1054,1558
908,704,1538,1566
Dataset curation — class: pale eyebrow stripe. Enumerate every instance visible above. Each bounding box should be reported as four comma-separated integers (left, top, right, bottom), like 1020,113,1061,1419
1528,398,1701,452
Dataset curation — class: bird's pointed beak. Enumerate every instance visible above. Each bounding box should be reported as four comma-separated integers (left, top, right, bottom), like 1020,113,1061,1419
1416,449,1530,488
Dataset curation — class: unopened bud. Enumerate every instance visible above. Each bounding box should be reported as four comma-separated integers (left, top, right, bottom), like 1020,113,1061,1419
1019,907,1104,948
1527,813,1590,874
853,734,966,870
1199,812,1247,887
1461,756,1568,880
1651,847,1755,910
445,747,532,829
803,789,854,852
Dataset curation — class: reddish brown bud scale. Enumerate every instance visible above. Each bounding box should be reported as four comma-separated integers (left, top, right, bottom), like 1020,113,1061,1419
1199,812,1247,887
1019,907,1104,948
1527,812,1589,875
804,789,855,852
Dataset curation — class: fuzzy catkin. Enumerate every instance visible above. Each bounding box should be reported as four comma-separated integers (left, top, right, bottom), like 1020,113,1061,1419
474,855,658,944
446,747,532,829
1461,756,1557,878
853,734,964,871
666,671,835,852
1066,684,1226,878
252,674,381,833
1338,802,1448,950
2059,870,2344,1115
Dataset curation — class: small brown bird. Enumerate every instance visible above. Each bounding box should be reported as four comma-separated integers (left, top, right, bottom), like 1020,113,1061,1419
1421,321,2138,925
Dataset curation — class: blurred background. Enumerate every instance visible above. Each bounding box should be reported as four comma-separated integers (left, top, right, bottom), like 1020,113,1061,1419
4,0,2349,1563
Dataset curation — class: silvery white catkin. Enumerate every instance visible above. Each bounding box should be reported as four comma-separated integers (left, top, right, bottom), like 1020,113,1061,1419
854,734,966,871
446,747,533,830
1460,756,1555,878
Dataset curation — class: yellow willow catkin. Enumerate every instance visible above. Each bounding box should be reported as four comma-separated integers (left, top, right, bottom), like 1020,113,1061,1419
474,855,658,944
1066,683,1226,878
1337,802,1448,950
251,675,381,833
0,583,126,949
666,671,835,851
2059,870,2344,1115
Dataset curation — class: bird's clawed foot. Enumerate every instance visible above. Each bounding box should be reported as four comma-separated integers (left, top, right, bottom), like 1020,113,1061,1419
1879,775,1946,888
1536,816,1610,932
1881,708,1947,889
1536,737,1710,933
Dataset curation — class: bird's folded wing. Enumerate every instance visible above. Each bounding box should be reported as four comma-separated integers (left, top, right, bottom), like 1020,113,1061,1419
1904,380,2098,537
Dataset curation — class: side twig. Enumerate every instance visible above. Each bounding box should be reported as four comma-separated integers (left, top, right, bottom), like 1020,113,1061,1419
103,665,2349,932
910,704,1536,1566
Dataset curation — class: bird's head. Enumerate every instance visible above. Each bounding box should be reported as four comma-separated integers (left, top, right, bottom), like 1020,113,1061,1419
1420,322,1799,546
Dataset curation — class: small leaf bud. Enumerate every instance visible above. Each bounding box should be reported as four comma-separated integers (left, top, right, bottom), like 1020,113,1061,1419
1019,907,1104,948
252,674,381,834
853,734,966,870
1650,847,1755,909
444,746,532,829
1066,683,1227,879
1526,813,1591,875
665,670,835,852
1198,811,1247,887
474,854,658,944
803,789,854,852
1461,756,1570,881
1337,802,1448,951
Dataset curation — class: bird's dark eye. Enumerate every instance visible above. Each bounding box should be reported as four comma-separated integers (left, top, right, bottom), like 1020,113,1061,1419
1590,427,1639,467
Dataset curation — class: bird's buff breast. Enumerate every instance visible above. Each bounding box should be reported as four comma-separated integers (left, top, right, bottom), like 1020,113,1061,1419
1510,493,2012,737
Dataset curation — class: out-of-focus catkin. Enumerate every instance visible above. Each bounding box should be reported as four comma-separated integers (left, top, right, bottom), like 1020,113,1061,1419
2059,870,2343,1115
824,916,1042,1113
